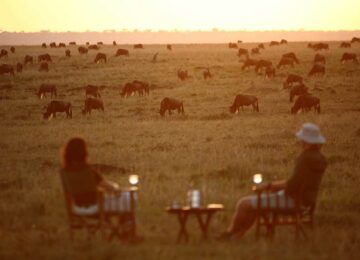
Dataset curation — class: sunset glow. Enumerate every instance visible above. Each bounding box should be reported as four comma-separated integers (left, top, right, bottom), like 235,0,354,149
1,0,360,32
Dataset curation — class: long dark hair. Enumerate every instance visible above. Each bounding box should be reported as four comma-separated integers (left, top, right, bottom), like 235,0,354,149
62,137,88,170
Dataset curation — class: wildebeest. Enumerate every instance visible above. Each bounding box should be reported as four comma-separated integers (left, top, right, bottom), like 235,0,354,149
38,54,52,63
133,80,150,95
65,49,71,57
258,43,265,49
289,83,308,102
251,48,260,55
113,41,117,46
177,69,189,81
82,98,104,115
86,42,90,45
228,43,238,49
78,46,88,54
280,39,288,44
308,64,325,77
85,85,101,98
309,43,329,51
282,52,299,64
350,37,360,43
159,97,184,117
58,43,66,48
242,58,258,71
16,63,23,73
42,43,47,48
69,41,76,45
94,53,107,63
49,42,57,48
238,48,248,57
277,57,296,69
0,49,8,59
237,40,243,44
38,84,57,99
283,74,303,89
269,41,280,47
120,81,149,97
314,53,326,64
265,66,276,79
167,44,172,51
10,46,15,53
39,62,49,72
340,53,358,64
24,55,33,65
43,101,72,119
88,45,99,50
0,64,14,76
340,42,351,48
97,41,103,45
255,60,272,73
134,44,144,49
229,94,259,113
203,68,212,79
291,94,320,114
115,48,129,56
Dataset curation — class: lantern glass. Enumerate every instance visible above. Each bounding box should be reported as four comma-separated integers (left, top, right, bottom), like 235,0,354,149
129,175,139,185
253,174,263,184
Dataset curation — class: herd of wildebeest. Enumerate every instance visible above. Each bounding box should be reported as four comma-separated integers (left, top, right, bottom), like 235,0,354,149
0,37,360,119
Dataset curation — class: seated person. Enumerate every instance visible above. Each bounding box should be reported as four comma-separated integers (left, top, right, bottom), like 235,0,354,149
60,137,137,239
218,123,327,240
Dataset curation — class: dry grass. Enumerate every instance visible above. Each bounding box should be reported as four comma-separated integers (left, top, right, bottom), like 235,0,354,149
0,42,359,259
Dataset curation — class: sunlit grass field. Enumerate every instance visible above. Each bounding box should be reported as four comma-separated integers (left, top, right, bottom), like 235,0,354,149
0,41,359,259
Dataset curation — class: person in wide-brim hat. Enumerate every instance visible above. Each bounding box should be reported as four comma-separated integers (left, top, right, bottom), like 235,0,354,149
218,123,327,240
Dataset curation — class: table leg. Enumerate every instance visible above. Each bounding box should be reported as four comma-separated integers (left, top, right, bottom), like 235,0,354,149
195,212,214,240
177,212,189,243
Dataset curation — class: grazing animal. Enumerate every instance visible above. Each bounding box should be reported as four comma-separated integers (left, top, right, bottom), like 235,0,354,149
350,37,360,43
85,85,101,98
121,81,149,97
242,58,258,71
291,95,320,114
309,43,329,51
340,53,358,64
88,45,99,50
282,52,299,64
0,64,14,76
251,48,260,55
97,42,103,45
340,42,351,48
228,43,238,49
238,48,249,57
308,64,325,77
134,44,144,49
38,54,52,63
229,94,259,113
203,68,212,79
86,42,90,45
69,41,76,45
167,44,172,50
265,66,276,79
43,101,72,119
65,49,71,57
78,46,88,54
58,43,66,48
113,41,117,46
277,57,296,69
280,39,288,44
177,69,189,81
42,43,47,48
283,74,303,89
269,41,280,47
49,42,57,48
237,40,243,44
289,83,308,102
258,43,265,49
115,48,129,56
0,49,8,59
16,63,23,73
10,46,15,53
39,62,49,72
314,54,326,64
24,55,33,65
82,98,104,115
94,53,107,63
159,97,184,117
255,60,272,73
38,84,57,99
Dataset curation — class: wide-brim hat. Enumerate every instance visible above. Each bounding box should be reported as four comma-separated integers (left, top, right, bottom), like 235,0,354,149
295,123,326,144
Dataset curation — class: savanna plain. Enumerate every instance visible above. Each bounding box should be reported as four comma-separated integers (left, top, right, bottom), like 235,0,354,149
0,41,359,259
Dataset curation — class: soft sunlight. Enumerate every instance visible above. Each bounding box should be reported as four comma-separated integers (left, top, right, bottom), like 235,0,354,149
1,0,359,32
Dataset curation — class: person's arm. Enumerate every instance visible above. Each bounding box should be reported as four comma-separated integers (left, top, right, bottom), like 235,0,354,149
98,179,120,192
255,180,287,192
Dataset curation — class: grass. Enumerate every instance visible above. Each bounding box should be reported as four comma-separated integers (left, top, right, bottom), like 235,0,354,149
0,42,359,259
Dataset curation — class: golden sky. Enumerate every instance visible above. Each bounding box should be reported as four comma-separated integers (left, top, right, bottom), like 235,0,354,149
1,0,359,32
